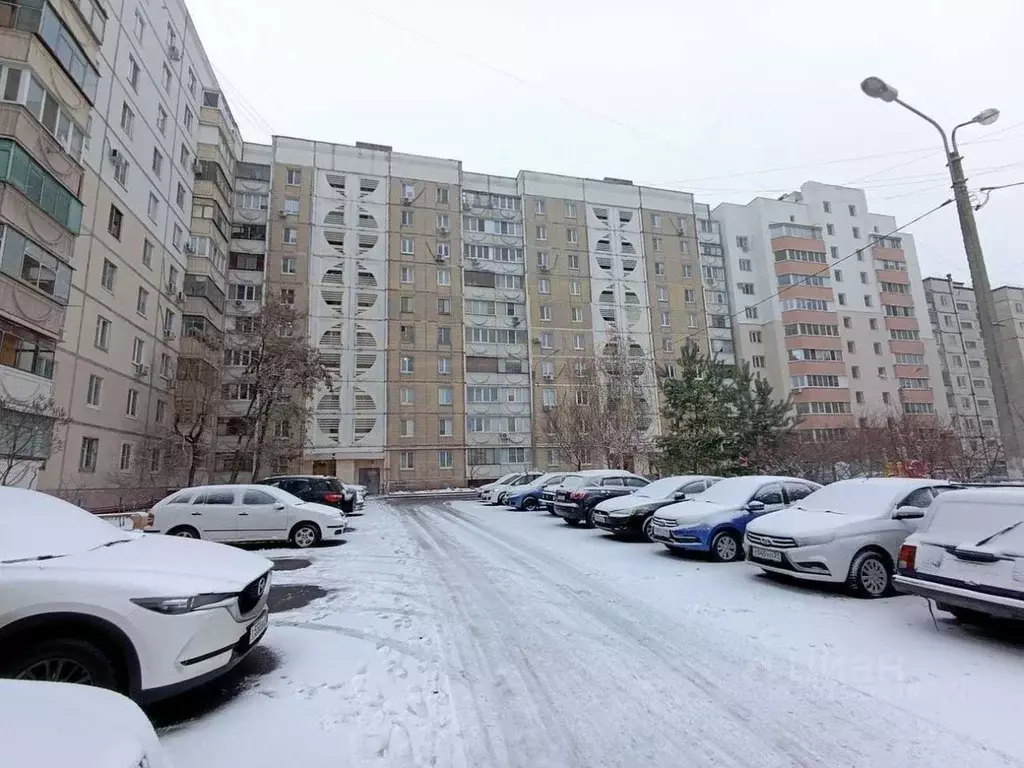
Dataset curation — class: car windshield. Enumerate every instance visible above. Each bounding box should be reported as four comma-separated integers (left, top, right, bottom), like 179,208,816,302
494,472,519,485
794,481,922,516
691,477,770,506
635,477,690,499
524,473,560,488
560,475,586,489
0,489,133,563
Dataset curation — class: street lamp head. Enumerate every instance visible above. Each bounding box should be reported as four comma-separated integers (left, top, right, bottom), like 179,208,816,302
861,76,899,103
974,108,1000,126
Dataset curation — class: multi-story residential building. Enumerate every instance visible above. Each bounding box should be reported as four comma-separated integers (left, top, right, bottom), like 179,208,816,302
991,285,1024,429
713,182,946,437
0,0,93,487
922,276,1003,473
34,0,238,507
694,204,734,364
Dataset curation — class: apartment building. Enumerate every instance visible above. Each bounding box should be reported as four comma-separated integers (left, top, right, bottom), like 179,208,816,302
0,0,93,487
29,0,238,507
922,276,1003,470
694,204,734,364
713,182,946,436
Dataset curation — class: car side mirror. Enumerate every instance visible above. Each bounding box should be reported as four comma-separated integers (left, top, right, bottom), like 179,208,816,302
673,491,687,500
894,505,925,520
274,502,286,510
746,500,766,512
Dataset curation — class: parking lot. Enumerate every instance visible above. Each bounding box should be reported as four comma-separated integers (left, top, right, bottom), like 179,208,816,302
160,498,1024,767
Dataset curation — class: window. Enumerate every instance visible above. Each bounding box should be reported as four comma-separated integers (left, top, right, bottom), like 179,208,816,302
161,63,171,92
752,355,766,368
107,206,123,239
431,267,450,287
826,223,835,236
869,318,878,331
439,418,453,438
284,228,297,245
125,388,138,418
127,55,141,92
135,287,149,316
658,287,669,302
542,388,556,407
873,342,883,355
571,307,583,323
286,169,301,186
683,264,693,278
536,225,547,241
399,296,413,314
113,162,129,191
661,312,671,327
882,392,891,405
85,374,102,407
131,337,145,366
538,278,550,295
99,259,117,291
655,262,666,277
280,288,295,305
540,331,553,349
120,102,134,136
837,293,847,306
401,238,414,255
438,387,453,406
684,289,696,303
573,333,585,350
738,282,755,295
863,295,873,308
399,266,415,284
823,201,832,213
851,365,860,379
561,201,577,218
184,107,194,132
848,204,857,217
438,450,454,469
566,228,579,244
401,419,415,437
400,452,414,470
438,357,451,375
688,313,699,328
749,330,762,343
569,280,581,296
745,306,758,320
176,183,187,209
79,437,98,472
737,258,752,272
283,199,300,215
147,193,159,222
860,271,869,285
160,353,171,378
437,326,451,346
852,226,861,239
133,8,145,39
843,316,852,329
652,236,663,252
400,356,414,374
282,257,297,274
171,225,183,251
540,304,552,321
437,298,452,315
402,183,415,200
187,68,197,96
179,143,189,168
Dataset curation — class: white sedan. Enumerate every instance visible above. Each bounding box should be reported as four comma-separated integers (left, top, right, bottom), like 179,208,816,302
745,477,955,598
1,680,170,767
0,487,272,703
150,483,347,548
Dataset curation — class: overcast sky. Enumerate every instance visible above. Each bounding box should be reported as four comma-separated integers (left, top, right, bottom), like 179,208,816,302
187,0,1024,288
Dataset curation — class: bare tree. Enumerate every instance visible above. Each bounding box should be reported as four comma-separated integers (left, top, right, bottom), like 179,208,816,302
0,395,68,487
172,331,225,487
222,300,332,482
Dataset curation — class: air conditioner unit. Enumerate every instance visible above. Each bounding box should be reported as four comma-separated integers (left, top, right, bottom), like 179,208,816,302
192,159,203,174
277,210,289,217
470,259,480,268
461,201,471,210
437,226,450,235
542,405,553,411
542,373,554,381
163,330,177,340
234,299,243,306
434,252,448,262
539,264,550,272
510,317,521,326
499,433,510,442
133,363,150,378
182,243,195,255
109,147,122,165
401,196,413,205
532,336,542,345
168,45,181,61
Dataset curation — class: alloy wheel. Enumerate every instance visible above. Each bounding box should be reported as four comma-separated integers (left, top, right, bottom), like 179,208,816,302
642,516,656,542
715,534,739,562
294,526,317,548
174,530,195,538
17,659,94,686
859,557,889,596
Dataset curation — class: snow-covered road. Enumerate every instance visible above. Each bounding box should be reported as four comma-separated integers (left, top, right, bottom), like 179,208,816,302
161,500,1024,767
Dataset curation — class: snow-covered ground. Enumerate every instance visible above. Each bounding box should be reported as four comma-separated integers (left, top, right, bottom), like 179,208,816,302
160,500,1024,767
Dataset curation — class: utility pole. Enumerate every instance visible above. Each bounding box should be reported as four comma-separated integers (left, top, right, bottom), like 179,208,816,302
860,77,1023,477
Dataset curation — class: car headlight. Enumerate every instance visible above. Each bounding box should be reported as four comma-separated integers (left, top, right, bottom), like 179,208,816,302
131,593,235,614
798,532,836,546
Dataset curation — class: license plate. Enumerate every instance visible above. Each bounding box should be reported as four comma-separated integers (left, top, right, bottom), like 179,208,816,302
593,514,608,524
751,546,782,563
248,610,269,645
651,526,670,539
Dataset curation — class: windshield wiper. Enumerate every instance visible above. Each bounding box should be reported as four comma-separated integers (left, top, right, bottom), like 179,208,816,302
975,519,1024,547
90,539,132,550
1,554,67,564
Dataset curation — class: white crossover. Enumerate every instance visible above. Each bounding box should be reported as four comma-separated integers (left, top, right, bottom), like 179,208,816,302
150,483,347,548
0,487,272,702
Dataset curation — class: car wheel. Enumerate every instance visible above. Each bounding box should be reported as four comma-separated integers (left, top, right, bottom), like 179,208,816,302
710,531,741,562
497,493,507,505
846,550,893,598
4,638,119,692
565,518,580,527
641,515,656,542
522,497,538,511
290,522,321,549
167,525,199,539
583,508,596,529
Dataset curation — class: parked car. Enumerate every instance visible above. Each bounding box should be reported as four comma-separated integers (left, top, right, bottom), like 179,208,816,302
650,476,822,562
0,488,272,703
592,475,722,540
481,471,544,505
895,487,1024,620
476,472,521,499
745,477,954,597
553,470,650,527
258,474,358,514
506,473,568,510
149,483,347,548
1,679,171,767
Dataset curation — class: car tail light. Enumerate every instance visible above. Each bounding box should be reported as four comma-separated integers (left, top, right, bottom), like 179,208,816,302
897,544,917,572
570,490,587,501
323,492,343,503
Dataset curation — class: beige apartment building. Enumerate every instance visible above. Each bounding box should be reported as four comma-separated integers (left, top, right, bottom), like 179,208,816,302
713,182,946,438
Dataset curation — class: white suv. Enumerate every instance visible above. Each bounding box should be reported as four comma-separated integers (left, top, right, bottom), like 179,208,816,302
0,488,272,702
150,484,347,548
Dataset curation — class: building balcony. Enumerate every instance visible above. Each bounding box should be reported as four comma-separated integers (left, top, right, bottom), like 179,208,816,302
0,103,82,193
0,356,55,404
0,270,65,338
0,140,82,238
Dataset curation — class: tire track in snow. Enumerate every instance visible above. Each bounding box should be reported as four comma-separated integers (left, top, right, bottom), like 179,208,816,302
421,502,1021,768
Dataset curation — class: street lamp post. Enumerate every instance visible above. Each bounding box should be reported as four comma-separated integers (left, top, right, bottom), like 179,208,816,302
860,76,1022,478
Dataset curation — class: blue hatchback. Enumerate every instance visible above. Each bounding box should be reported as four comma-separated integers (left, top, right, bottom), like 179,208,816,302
507,473,567,510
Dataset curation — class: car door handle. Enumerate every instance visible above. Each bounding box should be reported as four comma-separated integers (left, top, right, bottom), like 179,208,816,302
238,512,249,516
190,512,202,516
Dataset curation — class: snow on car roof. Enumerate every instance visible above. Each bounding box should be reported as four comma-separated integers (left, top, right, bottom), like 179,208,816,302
0,488,132,563
795,477,948,515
